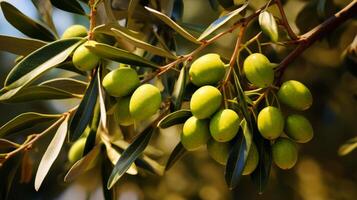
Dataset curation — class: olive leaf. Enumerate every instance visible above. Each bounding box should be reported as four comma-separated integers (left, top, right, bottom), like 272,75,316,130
111,28,177,59
165,142,187,171
31,0,57,33
107,126,156,189
145,6,200,44
258,11,279,42
83,101,100,156
233,71,250,122
0,153,23,199
69,72,99,142
338,137,357,156
0,1,56,41
93,23,142,39
157,109,192,129
85,42,159,69
135,155,165,175
39,78,87,95
225,119,252,189
171,66,188,111
198,1,249,41
127,0,140,28
0,35,46,56
101,154,117,200
50,0,85,15
34,116,69,191
97,68,108,130
0,112,62,138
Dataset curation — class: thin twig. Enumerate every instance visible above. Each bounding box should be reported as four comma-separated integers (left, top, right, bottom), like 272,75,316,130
274,0,298,40
88,0,97,40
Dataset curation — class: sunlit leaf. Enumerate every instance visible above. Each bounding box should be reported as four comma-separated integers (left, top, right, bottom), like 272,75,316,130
107,126,155,189
85,41,159,69
233,71,250,121
93,23,142,39
0,112,61,138
0,35,46,56
165,142,187,171
171,66,188,111
69,72,98,142
258,11,279,42
157,109,192,129
198,1,248,41
34,116,69,191
0,1,56,41
338,137,357,156
39,78,87,95
50,0,85,15
145,6,200,44
31,0,57,33
111,28,177,59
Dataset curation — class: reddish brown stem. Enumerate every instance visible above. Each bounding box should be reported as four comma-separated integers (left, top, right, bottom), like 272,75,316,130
88,0,97,40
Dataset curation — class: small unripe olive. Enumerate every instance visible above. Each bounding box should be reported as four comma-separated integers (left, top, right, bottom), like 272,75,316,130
272,138,298,170
190,86,222,119
278,80,313,111
129,84,161,121
285,114,313,143
68,137,86,163
181,116,210,151
257,106,284,140
207,139,230,165
189,53,226,86
243,53,274,88
102,67,140,97
209,109,240,142
62,25,87,39
115,97,134,126
242,142,259,175
72,42,100,71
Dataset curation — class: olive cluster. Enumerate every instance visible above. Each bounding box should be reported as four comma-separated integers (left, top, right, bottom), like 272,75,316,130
244,53,313,170
181,54,259,175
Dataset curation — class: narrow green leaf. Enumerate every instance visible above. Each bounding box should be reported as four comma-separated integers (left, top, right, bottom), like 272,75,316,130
0,35,46,56
35,116,68,191
85,41,159,69
338,137,357,156
127,0,140,28
64,145,101,182
0,112,61,138
50,0,85,15
107,126,155,189
171,66,188,111
93,23,142,39
2,85,78,103
165,142,187,171
135,155,164,175
101,154,117,200
39,78,87,95
31,0,57,33
69,72,99,142
258,11,279,42
97,67,107,130
111,28,177,59
145,6,200,44
157,109,192,129
83,101,100,156
0,153,22,199
233,70,250,122
56,61,87,75
198,1,249,41
0,1,56,41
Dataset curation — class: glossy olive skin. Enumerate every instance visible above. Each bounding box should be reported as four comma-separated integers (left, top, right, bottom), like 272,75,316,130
129,84,161,121
257,106,284,140
72,43,100,71
115,97,134,126
242,142,259,175
62,25,87,39
189,53,226,86
285,114,313,143
102,67,140,97
243,53,274,88
278,80,313,111
190,86,222,119
272,138,298,170
207,139,230,165
181,116,210,151
209,109,240,142
68,137,86,163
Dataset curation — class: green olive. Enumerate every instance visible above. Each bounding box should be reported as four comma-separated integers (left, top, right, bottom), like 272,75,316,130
68,137,86,164
272,138,298,170
181,116,210,151
242,142,259,175
190,86,222,119
129,84,161,121
189,53,226,86
243,53,274,88
115,97,134,126
257,106,284,140
102,67,140,97
206,139,230,165
209,109,240,142
278,80,313,111
285,114,313,143
62,25,87,39
72,42,100,71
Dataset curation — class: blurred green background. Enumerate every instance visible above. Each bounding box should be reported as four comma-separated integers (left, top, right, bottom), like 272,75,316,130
0,0,356,199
